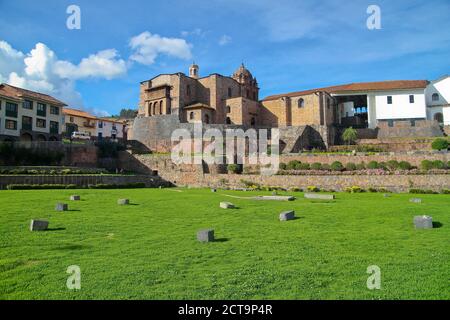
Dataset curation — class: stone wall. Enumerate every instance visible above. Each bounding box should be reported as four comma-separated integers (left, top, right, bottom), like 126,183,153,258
377,119,443,138
0,174,169,189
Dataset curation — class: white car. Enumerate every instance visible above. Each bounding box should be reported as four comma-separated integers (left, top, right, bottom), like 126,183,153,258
71,131,91,140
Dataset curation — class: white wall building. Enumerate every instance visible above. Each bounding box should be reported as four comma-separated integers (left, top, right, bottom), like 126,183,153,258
96,118,125,140
425,75,450,126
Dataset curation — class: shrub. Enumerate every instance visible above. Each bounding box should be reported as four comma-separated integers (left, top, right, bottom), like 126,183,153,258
227,164,239,174
344,186,364,193
431,138,449,151
298,162,310,170
386,160,400,170
367,161,379,169
307,186,320,192
368,187,378,193
432,160,445,169
409,188,437,194
330,161,344,171
289,187,302,192
287,160,300,170
321,164,331,171
420,160,433,171
342,127,358,145
398,161,412,170
441,189,450,194
345,162,357,171
279,163,287,170
355,162,366,170
311,162,322,170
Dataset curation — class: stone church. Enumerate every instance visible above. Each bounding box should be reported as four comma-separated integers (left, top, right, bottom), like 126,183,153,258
138,63,260,126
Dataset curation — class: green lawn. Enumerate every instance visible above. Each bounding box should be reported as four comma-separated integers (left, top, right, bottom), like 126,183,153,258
0,188,448,300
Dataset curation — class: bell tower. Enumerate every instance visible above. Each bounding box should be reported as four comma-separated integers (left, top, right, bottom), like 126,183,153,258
189,62,199,79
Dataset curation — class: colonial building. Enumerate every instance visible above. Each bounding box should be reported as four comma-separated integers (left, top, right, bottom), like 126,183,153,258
63,108,126,141
0,83,65,142
138,63,260,126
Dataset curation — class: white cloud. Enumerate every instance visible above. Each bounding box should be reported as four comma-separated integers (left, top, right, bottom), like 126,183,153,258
181,28,207,38
54,49,127,80
219,35,232,46
129,31,193,65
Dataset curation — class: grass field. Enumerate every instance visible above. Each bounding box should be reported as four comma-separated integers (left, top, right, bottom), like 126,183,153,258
0,188,448,300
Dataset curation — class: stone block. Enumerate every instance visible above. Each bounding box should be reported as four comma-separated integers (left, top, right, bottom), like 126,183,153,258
118,199,130,205
304,193,335,200
211,188,217,193
220,202,235,209
413,215,433,229
279,210,295,221
197,229,214,242
30,219,49,231
410,198,422,204
55,203,68,211
252,196,295,201
70,195,80,201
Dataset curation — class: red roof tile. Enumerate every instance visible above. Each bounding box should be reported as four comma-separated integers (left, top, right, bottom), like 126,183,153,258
0,83,67,105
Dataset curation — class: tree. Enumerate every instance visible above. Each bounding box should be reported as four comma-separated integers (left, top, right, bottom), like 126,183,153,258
431,138,449,151
342,127,358,145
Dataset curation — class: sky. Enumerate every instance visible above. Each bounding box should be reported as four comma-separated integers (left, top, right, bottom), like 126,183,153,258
0,0,449,116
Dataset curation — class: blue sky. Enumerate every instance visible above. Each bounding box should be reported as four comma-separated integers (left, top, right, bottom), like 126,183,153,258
0,0,449,115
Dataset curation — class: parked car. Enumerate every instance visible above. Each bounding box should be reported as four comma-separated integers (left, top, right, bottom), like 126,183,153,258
71,131,91,140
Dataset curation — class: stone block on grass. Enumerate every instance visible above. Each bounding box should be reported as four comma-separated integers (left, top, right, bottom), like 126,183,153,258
211,188,217,193
55,203,68,211
304,193,335,200
410,198,422,204
197,229,214,242
413,215,433,229
279,210,295,221
118,199,130,205
70,195,80,201
30,220,49,231
220,202,235,209
252,196,295,201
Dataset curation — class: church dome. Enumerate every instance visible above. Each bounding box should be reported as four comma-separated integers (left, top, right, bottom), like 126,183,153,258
232,63,253,81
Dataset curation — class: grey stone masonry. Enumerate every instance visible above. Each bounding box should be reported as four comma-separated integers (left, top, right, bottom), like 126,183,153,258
118,199,130,205
410,198,422,203
197,229,214,242
304,193,335,200
55,203,68,211
30,219,49,231
279,210,295,221
70,195,81,201
413,215,433,229
220,202,235,209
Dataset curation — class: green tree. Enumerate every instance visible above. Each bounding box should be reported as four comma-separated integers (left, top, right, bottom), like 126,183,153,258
342,127,358,145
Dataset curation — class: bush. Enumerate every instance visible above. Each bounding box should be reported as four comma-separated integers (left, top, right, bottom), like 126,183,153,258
227,164,240,174
330,161,344,172
420,160,433,171
321,164,331,171
279,163,287,170
398,161,412,170
298,162,310,170
355,162,366,170
368,187,378,193
441,189,450,194
342,127,358,145
386,160,400,170
307,186,320,192
432,160,445,169
311,162,322,170
367,161,379,169
345,162,357,171
345,186,364,193
431,138,449,151
409,188,438,194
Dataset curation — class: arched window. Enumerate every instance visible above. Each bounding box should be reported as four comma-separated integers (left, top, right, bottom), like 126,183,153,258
204,114,210,124
152,104,156,115
226,106,231,113
432,93,440,101
148,103,152,116
189,112,194,120
434,112,444,123
298,98,305,108
226,117,231,124
159,101,163,114
250,117,256,126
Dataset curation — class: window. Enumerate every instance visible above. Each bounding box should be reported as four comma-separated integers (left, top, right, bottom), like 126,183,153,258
23,100,33,110
153,104,156,115
22,116,32,130
228,88,232,98
98,121,103,128
204,114,210,124
246,89,250,98
434,112,444,123
6,102,18,117
226,117,231,124
298,98,305,108
50,105,59,115
37,103,46,117
410,120,416,127
226,106,231,113
159,101,163,114
250,117,256,126
387,96,392,104
189,112,194,120
5,119,17,130
432,93,439,101
50,121,59,134
36,118,46,128
187,85,191,96
70,117,74,123
409,95,415,103
387,120,394,127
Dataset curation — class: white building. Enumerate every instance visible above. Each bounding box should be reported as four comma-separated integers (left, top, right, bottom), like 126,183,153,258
0,83,66,142
96,118,126,140
425,75,450,126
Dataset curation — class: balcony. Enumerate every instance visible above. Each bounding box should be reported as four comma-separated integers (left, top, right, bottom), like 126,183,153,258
83,121,96,128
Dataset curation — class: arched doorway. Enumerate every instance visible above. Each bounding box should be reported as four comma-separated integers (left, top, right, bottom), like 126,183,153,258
49,136,58,141
204,114,210,124
20,133,32,142
226,117,231,125
434,112,444,124
37,134,46,142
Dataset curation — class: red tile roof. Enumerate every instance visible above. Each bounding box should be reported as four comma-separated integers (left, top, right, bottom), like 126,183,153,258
63,108,97,120
0,83,67,105
263,80,429,101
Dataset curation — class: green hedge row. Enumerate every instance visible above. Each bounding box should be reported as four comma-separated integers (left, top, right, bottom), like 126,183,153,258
6,182,147,190
0,168,109,175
